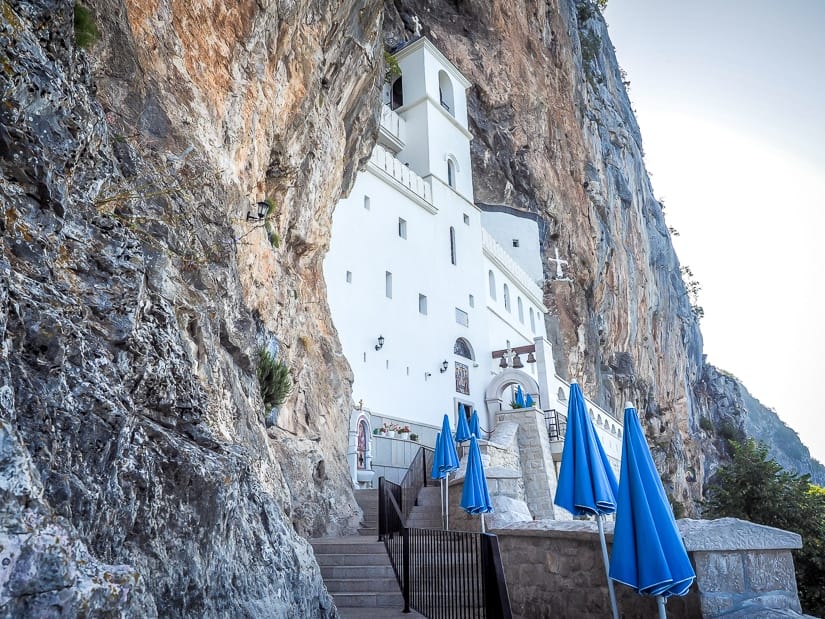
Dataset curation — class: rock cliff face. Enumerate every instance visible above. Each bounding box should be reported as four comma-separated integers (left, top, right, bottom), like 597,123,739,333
1,0,382,615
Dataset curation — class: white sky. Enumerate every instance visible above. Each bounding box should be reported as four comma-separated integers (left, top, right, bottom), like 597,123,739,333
603,1,825,463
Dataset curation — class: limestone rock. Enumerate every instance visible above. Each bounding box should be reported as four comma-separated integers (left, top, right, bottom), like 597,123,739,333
1,0,381,614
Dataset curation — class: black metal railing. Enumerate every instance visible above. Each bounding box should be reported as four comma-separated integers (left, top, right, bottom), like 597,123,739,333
399,446,435,520
545,408,567,441
378,470,512,618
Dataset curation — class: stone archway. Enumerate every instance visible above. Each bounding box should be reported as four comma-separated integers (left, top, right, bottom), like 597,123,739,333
484,369,542,421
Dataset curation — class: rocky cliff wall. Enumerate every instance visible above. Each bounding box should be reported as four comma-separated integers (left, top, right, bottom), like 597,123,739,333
1,0,382,615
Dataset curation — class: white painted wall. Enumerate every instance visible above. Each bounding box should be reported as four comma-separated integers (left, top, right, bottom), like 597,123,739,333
481,210,544,283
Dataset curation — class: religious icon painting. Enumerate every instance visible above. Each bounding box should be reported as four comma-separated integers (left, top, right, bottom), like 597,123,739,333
455,361,470,395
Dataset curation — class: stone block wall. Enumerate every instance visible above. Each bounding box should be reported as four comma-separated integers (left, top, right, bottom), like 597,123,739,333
678,518,804,617
493,518,805,619
496,409,558,519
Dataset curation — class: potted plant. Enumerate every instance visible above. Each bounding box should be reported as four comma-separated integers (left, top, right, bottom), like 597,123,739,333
409,433,419,442
399,425,411,440
382,422,396,438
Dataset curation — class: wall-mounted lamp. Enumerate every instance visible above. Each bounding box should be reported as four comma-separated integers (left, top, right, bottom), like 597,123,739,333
374,335,385,351
424,372,432,379
247,201,270,221
512,354,524,369
440,360,449,373
526,352,536,364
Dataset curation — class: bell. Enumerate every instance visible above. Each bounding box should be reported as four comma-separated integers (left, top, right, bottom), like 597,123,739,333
499,356,508,369
526,352,536,364
512,354,524,369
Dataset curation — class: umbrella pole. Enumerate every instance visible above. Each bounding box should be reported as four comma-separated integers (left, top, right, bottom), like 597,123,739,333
480,513,485,534
657,596,666,619
445,473,450,530
440,477,446,530
597,514,620,619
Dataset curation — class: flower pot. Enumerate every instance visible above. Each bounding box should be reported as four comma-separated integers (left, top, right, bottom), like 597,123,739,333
386,431,396,438
399,432,410,440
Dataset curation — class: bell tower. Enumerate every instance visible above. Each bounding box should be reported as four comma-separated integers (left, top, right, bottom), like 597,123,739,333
387,38,474,202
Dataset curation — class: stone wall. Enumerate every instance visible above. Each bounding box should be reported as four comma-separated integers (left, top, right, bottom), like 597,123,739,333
496,409,559,519
493,518,804,619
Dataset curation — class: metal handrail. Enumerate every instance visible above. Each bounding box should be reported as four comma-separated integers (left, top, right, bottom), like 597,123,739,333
378,469,513,618
544,408,567,441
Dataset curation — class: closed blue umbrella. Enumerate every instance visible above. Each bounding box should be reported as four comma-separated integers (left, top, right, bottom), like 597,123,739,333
432,415,460,529
554,380,620,619
455,405,472,444
515,384,525,407
460,436,493,532
610,403,696,619
525,393,535,407
469,410,481,439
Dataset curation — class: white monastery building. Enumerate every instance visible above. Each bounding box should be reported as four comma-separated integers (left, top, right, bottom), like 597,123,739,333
322,38,623,492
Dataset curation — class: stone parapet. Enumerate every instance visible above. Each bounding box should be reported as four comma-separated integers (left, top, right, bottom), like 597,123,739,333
490,518,806,618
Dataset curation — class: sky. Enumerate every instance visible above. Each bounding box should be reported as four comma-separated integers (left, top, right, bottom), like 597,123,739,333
602,1,825,463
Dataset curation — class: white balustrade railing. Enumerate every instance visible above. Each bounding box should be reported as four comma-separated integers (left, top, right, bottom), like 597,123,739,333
379,105,406,145
369,144,432,204
482,228,544,302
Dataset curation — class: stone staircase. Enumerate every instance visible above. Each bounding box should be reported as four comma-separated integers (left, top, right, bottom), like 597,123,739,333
311,489,423,616
404,486,444,529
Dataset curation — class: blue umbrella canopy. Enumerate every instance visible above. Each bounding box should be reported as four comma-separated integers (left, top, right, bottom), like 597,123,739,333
461,436,493,515
439,414,459,475
431,432,446,480
469,410,481,439
610,404,696,598
515,385,526,407
455,405,472,443
525,393,535,407
554,381,619,516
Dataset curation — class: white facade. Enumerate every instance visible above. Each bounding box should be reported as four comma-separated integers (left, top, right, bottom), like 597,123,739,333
323,38,622,486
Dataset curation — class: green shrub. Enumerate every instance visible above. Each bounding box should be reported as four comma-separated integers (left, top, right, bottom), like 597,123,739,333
384,50,401,83
74,3,100,49
699,416,713,432
257,348,291,409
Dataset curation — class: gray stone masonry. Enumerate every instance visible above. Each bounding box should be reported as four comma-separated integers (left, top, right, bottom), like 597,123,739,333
678,518,806,618
496,409,558,519
491,518,807,619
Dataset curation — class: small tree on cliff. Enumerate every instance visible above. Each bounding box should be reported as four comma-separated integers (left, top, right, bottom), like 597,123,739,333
703,439,825,615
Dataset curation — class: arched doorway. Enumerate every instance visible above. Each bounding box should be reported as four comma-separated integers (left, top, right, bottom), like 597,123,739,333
484,369,542,432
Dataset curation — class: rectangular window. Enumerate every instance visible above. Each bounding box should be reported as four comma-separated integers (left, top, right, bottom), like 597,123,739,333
418,294,428,315
398,218,407,239
512,239,520,247
455,308,469,327
385,271,393,299
364,195,371,210
463,213,470,225
468,294,474,308
346,270,352,283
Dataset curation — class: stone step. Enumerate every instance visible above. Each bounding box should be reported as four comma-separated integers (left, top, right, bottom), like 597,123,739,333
324,577,400,593
311,540,387,555
315,553,390,567
320,565,395,579
333,592,405,608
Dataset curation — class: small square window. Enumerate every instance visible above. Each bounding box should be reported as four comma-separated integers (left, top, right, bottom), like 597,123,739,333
468,294,474,308
418,294,428,315
346,271,352,283
512,239,520,247
398,218,407,239
364,195,371,210
455,308,469,327
463,214,470,225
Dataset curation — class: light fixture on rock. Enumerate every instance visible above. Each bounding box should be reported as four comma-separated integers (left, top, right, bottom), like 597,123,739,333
248,201,270,221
